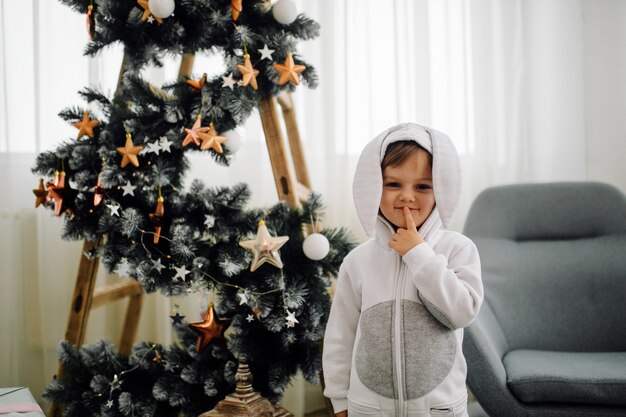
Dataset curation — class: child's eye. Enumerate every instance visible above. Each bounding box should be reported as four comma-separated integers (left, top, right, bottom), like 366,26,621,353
416,184,432,191
384,182,400,188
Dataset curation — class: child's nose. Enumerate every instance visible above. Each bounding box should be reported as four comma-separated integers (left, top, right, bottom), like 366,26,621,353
399,188,415,201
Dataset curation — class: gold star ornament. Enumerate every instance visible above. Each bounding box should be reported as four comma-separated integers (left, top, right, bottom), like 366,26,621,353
239,220,289,272
273,52,305,86
116,132,143,168
199,123,227,153
188,305,230,352
237,54,260,90
73,111,99,140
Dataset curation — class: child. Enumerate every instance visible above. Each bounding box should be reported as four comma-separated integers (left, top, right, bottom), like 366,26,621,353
323,123,483,417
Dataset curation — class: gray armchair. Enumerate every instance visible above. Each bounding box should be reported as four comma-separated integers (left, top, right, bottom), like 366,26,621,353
462,182,626,417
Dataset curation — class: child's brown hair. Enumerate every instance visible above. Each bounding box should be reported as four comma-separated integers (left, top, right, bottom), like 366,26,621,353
381,140,433,170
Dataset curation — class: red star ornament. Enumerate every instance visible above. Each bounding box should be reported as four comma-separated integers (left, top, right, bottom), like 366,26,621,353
188,305,230,352
72,111,99,140
237,54,260,90
273,52,306,86
137,0,163,24
186,73,207,93
47,172,78,216
199,123,227,153
33,179,47,208
182,115,211,147
116,132,143,168
232,0,243,21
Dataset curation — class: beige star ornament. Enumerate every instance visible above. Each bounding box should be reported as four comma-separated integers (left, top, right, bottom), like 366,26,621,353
273,52,305,85
239,220,289,272
182,115,210,147
73,111,99,140
237,53,260,90
199,123,227,153
116,132,143,168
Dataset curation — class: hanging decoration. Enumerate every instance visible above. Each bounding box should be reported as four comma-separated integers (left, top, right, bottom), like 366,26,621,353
231,0,243,21
186,73,207,93
148,0,175,19
73,111,99,140
149,187,165,244
272,0,298,25
137,0,164,24
116,132,143,168
93,173,105,206
188,304,230,352
237,45,260,90
273,52,305,86
222,128,244,153
258,44,275,61
33,179,47,208
199,123,227,153
86,1,96,40
182,115,210,147
302,232,330,260
47,170,77,217
239,220,289,272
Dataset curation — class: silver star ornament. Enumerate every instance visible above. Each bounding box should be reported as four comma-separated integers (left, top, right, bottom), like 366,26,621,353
239,220,289,272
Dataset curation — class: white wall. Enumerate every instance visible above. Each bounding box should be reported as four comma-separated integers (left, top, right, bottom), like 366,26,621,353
583,0,626,194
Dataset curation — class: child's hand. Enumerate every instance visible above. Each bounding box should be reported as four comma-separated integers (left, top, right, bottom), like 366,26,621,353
335,411,348,417
389,207,424,256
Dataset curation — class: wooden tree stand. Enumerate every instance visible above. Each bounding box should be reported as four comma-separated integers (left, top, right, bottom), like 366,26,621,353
199,355,293,417
50,53,334,417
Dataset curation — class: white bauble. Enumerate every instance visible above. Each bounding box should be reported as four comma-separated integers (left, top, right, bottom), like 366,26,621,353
272,0,298,25
302,233,330,261
148,0,175,18
223,128,244,153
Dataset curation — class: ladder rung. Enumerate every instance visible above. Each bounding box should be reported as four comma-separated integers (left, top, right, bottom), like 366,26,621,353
92,280,143,308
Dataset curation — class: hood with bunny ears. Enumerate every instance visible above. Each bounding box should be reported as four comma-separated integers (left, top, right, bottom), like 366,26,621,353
352,122,462,237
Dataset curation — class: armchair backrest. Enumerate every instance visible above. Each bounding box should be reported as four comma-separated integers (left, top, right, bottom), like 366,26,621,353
464,182,626,352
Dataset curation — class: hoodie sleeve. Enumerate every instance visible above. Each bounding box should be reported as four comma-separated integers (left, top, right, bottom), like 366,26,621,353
402,236,483,330
322,261,361,413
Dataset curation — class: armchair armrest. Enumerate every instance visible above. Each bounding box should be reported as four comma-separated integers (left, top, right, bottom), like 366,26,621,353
463,301,527,416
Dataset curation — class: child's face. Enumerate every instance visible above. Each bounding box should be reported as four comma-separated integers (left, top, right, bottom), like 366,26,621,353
380,149,435,230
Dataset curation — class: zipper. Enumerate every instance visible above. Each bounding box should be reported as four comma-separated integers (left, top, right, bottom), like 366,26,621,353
393,254,406,417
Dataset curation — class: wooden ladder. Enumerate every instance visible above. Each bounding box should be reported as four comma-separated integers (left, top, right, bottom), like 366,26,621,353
50,53,331,417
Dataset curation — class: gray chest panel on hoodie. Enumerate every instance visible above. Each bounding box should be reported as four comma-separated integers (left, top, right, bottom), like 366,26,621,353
355,299,457,399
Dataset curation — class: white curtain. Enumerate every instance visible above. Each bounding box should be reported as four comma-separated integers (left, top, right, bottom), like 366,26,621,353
0,0,599,414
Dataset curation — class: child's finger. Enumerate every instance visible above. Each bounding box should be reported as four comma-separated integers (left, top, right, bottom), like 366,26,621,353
403,206,416,229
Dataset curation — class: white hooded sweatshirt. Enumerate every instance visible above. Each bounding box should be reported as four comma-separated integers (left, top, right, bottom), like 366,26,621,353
323,123,483,417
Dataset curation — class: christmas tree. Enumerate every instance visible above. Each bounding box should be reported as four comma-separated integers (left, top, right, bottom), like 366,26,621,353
32,1,354,416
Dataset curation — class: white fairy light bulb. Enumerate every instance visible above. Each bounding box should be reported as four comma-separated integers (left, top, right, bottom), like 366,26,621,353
272,0,298,25
223,128,244,153
148,0,175,19
302,233,330,261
